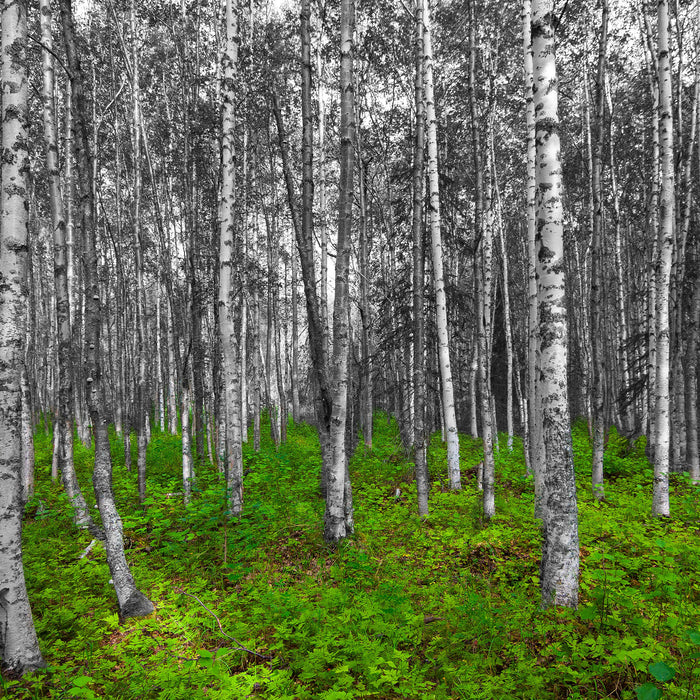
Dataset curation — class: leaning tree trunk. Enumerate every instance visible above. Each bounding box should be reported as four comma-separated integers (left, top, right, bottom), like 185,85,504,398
652,0,675,517
41,0,95,531
60,0,153,619
423,0,460,490
532,0,579,609
0,0,45,674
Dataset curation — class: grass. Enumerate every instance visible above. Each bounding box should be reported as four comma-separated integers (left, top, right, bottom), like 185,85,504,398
3,415,700,699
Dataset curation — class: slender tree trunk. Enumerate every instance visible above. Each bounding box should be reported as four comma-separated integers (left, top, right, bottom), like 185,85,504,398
182,382,194,504
218,0,244,517
265,209,281,447
131,0,149,503
323,0,356,544
40,0,92,528
590,0,609,501
424,0,460,490
687,236,700,484
479,138,496,521
532,0,579,608
317,37,329,354
167,300,178,434
523,0,542,495
413,0,429,518
357,135,372,449
155,282,165,432
60,0,153,618
641,11,660,454
652,0,675,517
494,181,514,452
0,0,45,672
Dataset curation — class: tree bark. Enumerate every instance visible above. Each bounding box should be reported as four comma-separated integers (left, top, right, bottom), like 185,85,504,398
130,0,149,504
218,0,244,517
60,0,153,619
413,0,429,518
523,0,543,503
652,0,675,517
323,0,356,544
423,0,460,490
590,0,608,502
0,0,45,673
532,0,580,609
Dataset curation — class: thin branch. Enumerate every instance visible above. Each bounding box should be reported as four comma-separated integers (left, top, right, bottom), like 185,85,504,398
175,587,272,660
28,33,73,79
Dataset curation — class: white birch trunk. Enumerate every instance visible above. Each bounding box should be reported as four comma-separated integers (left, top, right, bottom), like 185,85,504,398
182,383,194,504
532,0,579,608
218,0,243,517
324,0,356,544
413,0,429,518
523,0,543,493
20,364,34,504
0,0,45,671
652,0,674,516
423,0,460,490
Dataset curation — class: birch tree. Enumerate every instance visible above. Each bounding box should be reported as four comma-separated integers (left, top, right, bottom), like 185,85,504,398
652,0,674,517
0,0,45,674
590,0,609,502
40,0,95,532
218,0,244,517
413,0,429,518
423,0,460,490
60,0,154,618
324,0,356,543
531,0,579,608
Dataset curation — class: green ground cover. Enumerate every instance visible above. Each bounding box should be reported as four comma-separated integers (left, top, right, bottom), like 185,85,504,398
3,416,700,699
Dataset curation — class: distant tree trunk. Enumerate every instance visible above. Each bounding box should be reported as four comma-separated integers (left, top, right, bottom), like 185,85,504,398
590,0,608,502
265,207,281,447
61,0,153,619
323,0,356,544
494,166,514,452
357,148,372,449
641,11,660,455
523,0,543,502
423,0,460,490
605,78,633,435
688,269,700,484
652,0,674,517
155,282,165,432
20,364,34,504
479,139,496,521
290,242,300,423
413,0,429,518
317,36,330,357
218,0,243,517
131,0,149,503
531,0,579,609
299,0,332,475
182,381,194,504
167,300,178,434
684,62,700,484
0,0,45,673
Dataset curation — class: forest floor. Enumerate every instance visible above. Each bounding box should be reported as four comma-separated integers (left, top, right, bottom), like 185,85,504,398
3,415,700,699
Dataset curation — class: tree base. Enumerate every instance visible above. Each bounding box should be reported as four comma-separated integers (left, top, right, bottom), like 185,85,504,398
120,590,155,619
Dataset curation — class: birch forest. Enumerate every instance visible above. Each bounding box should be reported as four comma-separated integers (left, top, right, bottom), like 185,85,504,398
2,0,700,696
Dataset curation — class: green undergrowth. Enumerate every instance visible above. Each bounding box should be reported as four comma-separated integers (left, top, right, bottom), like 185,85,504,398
4,415,700,699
